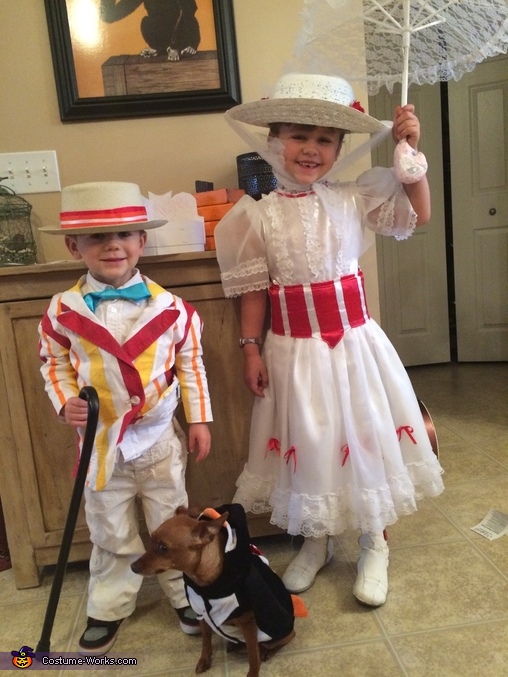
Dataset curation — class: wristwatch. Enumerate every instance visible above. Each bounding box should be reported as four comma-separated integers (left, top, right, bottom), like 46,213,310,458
238,337,264,348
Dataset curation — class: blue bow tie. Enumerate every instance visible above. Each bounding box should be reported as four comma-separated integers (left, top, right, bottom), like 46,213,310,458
83,281,152,313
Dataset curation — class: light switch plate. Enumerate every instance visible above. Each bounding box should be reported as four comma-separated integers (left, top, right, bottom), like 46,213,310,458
0,151,61,194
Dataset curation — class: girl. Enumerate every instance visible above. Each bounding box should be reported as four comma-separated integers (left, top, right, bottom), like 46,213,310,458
215,73,444,607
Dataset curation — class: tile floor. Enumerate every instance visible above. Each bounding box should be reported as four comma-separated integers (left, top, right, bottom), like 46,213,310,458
1,363,508,676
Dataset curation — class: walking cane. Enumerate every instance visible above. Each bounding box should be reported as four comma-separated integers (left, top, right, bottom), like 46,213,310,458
36,386,99,653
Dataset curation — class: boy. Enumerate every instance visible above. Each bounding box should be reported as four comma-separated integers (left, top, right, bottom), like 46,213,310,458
38,181,213,654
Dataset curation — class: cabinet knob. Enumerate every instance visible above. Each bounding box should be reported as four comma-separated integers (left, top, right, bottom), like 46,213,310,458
489,208,497,216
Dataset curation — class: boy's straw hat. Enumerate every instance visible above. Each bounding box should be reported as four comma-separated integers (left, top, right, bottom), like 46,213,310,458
227,73,386,134
41,181,166,235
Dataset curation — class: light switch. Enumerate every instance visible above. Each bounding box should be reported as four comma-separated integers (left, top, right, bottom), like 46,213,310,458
0,151,61,194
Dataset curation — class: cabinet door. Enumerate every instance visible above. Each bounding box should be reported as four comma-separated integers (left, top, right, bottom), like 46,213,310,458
448,55,508,360
177,284,278,537
175,284,253,507
369,83,451,365
0,300,91,587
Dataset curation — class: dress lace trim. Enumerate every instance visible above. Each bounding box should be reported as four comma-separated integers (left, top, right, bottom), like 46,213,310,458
221,258,268,281
222,281,269,298
221,258,269,298
300,194,326,282
276,184,314,195
376,195,417,241
234,461,444,538
396,210,418,241
267,196,294,283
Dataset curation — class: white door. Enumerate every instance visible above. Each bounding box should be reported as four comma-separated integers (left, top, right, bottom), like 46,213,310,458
369,83,451,366
448,55,508,361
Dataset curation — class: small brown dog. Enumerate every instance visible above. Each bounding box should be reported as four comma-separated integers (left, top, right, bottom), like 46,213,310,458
131,503,305,677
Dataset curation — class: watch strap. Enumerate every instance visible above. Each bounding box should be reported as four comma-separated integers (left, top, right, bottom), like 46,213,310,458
239,337,263,347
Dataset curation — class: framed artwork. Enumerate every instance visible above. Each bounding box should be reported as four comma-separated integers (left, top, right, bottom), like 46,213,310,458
44,0,241,121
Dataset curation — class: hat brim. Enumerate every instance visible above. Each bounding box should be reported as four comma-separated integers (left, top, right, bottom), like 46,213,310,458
40,219,167,235
227,98,386,134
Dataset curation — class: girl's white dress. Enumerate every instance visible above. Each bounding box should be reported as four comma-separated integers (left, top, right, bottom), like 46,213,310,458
215,167,444,538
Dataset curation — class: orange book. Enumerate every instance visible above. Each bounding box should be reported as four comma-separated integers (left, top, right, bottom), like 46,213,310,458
194,188,228,207
205,220,220,237
197,202,235,221
193,188,245,207
226,188,245,203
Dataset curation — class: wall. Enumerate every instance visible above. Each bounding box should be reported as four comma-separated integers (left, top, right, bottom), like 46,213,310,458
0,0,380,318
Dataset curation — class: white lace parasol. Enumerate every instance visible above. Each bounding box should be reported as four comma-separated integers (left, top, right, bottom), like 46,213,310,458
288,0,508,104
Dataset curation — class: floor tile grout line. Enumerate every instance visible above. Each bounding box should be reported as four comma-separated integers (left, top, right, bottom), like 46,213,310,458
463,535,508,584
372,610,410,677
420,496,508,582
265,615,508,654
373,615,508,641
65,586,87,653
472,448,508,471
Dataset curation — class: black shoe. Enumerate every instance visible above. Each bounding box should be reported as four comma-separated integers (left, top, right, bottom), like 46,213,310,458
78,617,125,655
174,606,201,635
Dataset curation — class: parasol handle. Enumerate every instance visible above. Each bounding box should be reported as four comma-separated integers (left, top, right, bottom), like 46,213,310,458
401,0,411,106
401,43,409,106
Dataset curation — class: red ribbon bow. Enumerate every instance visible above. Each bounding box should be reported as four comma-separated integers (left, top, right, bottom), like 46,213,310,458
396,426,417,444
267,437,281,455
350,100,365,113
284,446,297,473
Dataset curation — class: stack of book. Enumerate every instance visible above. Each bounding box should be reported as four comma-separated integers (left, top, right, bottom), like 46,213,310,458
194,188,245,250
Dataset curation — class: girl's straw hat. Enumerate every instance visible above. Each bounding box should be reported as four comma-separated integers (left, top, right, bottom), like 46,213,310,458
41,181,166,235
227,73,386,134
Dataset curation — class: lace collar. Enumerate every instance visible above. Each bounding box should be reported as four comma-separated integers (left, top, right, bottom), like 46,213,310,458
275,181,333,198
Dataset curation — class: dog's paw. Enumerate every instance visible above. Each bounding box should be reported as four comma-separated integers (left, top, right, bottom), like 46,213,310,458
140,48,157,58
167,47,180,61
259,644,271,662
195,654,212,673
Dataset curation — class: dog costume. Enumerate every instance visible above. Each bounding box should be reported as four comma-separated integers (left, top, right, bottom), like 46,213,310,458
184,504,298,645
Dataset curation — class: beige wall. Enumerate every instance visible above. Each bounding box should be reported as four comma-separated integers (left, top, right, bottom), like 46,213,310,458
0,0,379,317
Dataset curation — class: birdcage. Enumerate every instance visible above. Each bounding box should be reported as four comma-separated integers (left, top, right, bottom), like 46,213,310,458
0,181,37,266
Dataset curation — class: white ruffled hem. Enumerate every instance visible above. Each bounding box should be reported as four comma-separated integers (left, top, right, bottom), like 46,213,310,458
234,462,444,538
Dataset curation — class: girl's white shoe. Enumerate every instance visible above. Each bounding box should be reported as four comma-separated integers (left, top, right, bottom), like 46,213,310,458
282,536,333,593
353,532,389,607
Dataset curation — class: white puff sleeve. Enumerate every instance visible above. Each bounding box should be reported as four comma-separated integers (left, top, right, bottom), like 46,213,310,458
214,195,270,298
357,167,418,241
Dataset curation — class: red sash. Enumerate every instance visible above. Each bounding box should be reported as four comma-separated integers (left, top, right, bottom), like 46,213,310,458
269,272,369,348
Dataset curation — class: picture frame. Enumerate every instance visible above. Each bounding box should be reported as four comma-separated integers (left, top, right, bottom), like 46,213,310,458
44,0,241,122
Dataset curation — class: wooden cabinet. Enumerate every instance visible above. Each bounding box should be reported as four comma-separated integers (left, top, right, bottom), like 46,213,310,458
0,253,276,589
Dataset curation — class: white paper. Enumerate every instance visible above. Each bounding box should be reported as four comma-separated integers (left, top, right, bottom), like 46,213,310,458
470,509,508,540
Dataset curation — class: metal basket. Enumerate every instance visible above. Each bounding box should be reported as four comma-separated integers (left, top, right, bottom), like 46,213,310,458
236,152,277,200
0,183,37,266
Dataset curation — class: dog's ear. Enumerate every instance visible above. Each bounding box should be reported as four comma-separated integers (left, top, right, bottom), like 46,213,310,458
175,506,189,516
187,505,202,518
193,511,229,545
